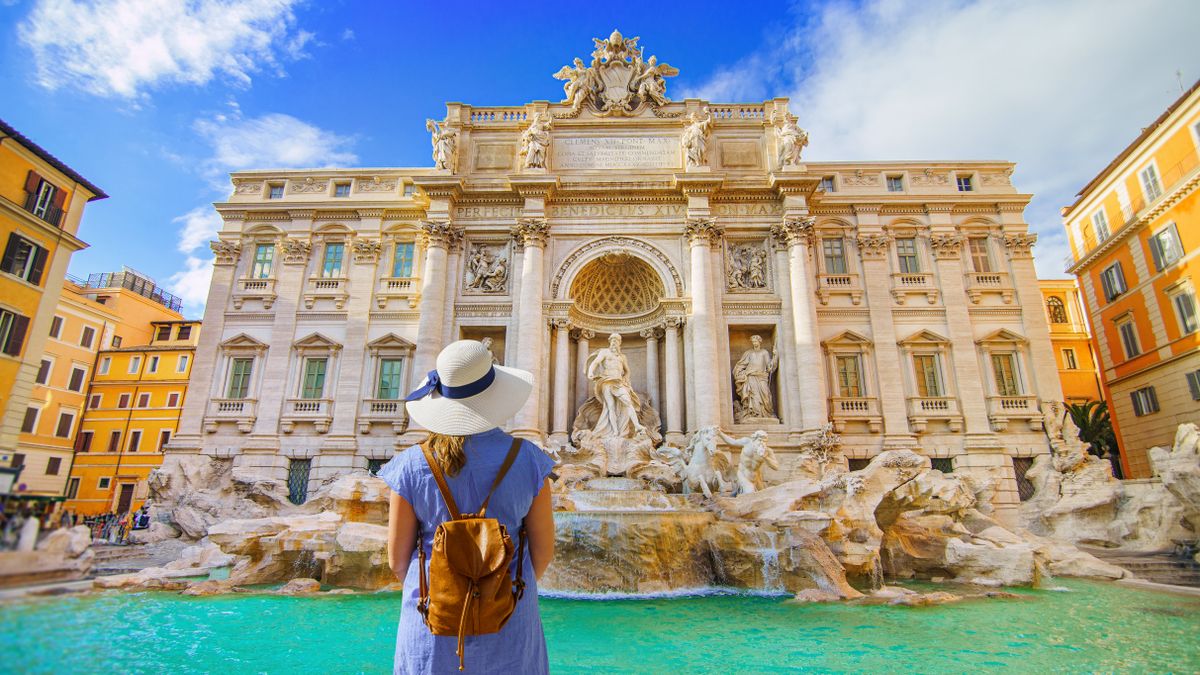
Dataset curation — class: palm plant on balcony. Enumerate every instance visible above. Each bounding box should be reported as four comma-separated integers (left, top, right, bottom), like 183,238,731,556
1066,400,1122,479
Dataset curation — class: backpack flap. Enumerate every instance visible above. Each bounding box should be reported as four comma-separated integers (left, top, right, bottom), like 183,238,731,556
438,518,514,580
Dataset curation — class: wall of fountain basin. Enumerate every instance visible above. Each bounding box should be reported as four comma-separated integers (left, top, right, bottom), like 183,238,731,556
116,444,1182,596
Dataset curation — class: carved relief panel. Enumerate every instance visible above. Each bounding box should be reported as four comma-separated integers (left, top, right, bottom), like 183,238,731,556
462,240,512,295
724,239,772,293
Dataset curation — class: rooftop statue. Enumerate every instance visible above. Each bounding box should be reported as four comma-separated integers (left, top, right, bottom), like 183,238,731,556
425,116,458,172
552,30,678,117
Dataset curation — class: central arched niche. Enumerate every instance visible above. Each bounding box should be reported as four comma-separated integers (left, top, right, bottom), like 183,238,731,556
569,252,665,319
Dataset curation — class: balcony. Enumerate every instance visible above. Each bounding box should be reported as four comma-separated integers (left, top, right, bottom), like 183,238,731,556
890,273,939,305
375,276,420,309
987,395,1040,432
23,192,63,227
816,273,863,305
358,398,408,434
964,271,1014,304
906,396,963,433
203,398,257,434
233,278,277,310
303,276,348,310
829,397,881,433
282,398,333,434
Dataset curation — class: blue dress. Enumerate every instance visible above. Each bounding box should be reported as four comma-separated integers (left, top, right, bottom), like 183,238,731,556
376,428,557,675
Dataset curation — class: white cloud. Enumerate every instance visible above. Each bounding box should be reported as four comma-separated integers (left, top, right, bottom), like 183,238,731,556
167,255,214,311
687,0,1200,277
194,111,359,180
173,206,223,254
19,0,307,99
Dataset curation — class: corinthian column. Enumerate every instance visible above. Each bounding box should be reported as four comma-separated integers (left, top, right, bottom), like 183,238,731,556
511,218,549,441
772,216,828,430
574,329,593,414
663,317,684,445
549,319,572,446
412,222,459,380
641,327,660,408
685,218,723,429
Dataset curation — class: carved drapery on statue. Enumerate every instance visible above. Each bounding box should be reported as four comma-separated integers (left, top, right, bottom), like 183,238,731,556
552,30,679,117
732,335,779,422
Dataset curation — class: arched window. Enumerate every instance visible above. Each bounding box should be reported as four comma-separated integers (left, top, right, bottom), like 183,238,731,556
1046,297,1068,324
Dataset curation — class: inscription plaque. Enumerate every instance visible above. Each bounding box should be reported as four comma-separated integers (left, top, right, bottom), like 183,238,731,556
474,143,515,170
553,136,680,170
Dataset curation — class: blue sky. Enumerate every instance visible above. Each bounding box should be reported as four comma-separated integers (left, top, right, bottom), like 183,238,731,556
1,0,1198,318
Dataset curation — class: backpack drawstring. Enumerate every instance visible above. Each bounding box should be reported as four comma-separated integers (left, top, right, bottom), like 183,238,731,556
456,580,478,671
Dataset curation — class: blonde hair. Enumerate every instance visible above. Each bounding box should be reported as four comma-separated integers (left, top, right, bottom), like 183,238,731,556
425,433,467,477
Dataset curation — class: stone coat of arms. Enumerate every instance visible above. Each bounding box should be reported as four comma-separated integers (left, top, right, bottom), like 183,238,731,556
553,30,679,117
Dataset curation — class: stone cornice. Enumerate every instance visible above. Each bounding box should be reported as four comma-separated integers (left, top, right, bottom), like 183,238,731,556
768,171,821,197
673,173,725,197
507,174,559,200
411,175,464,201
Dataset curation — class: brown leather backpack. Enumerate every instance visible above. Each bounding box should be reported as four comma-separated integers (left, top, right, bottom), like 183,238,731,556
417,439,527,671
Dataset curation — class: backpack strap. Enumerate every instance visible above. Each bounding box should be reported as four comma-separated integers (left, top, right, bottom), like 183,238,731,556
479,438,523,517
419,443,462,520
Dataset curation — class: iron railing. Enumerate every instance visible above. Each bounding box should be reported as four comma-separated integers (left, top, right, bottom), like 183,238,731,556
82,269,183,312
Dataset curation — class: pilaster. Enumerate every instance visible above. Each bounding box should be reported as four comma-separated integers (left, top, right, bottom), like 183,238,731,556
854,205,914,447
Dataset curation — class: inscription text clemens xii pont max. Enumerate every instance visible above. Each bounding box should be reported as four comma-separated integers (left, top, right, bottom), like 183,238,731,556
553,136,680,170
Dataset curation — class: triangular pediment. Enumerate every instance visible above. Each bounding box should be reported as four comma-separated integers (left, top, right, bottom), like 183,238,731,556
824,330,872,346
293,332,343,350
898,329,949,346
976,328,1028,346
366,333,416,352
220,333,268,350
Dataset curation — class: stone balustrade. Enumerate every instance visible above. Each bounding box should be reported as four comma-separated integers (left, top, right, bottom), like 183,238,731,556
986,395,1041,431
232,278,277,310
816,273,863,305
357,399,407,434
204,398,257,434
374,276,419,309
890,272,939,305
906,396,964,433
282,398,333,434
303,277,349,310
964,271,1014,304
829,396,882,433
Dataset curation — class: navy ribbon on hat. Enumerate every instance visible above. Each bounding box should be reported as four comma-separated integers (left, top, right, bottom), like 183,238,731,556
405,366,496,402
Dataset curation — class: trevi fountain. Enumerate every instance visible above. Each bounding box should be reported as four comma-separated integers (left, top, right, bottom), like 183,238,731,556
5,30,1200,673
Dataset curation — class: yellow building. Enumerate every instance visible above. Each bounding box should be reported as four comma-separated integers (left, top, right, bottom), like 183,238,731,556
65,317,199,516
14,272,184,501
1062,80,1200,477
0,118,107,493
1039,279,1102,405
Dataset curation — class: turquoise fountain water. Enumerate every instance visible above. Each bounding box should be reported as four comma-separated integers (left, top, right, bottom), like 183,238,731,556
3,580,1198,673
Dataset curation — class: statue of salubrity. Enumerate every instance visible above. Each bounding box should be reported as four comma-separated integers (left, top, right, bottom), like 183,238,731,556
733,335,779,422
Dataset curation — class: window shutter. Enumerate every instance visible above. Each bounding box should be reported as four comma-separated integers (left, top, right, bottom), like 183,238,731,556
5,314,29,356
1148,387,1159,412
1115,261,1125,292
29,246,48,286
24,170,41,194
1188,371,1200,401
1130,391,1142,416
1150,237,1164,270
50,186,66,210
1,233,19,274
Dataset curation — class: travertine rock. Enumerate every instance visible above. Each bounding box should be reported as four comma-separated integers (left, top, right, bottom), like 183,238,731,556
1020,422,1200,552
128,522,181,545
1149,423,1200,533
181,579,236,596
1,526,94,588
277,577,322,594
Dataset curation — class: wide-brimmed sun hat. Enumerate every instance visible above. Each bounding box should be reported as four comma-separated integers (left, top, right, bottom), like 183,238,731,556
404,340,533,436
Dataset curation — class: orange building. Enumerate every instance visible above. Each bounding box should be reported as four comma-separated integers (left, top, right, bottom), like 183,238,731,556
1039,279,1102,405
1062,80,1200,477
0,119,107,496
54,272,193,516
